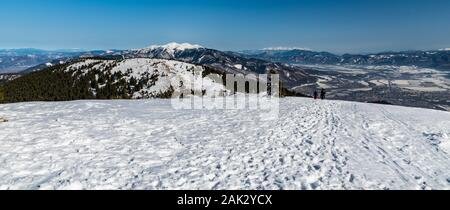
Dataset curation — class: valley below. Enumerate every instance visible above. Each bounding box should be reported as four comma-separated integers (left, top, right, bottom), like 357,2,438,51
295,64,450,111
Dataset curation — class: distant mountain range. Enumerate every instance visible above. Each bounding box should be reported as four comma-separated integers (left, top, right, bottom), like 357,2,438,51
240,49,450,70
123,43,315,88
0,48,123,73
2,46,449,75
0,45,315,88
1,44,449,111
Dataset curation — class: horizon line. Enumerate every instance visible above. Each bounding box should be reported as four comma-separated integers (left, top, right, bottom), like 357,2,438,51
1,44,449,55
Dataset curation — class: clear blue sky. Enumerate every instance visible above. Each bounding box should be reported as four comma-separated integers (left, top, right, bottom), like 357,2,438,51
0,0,449,53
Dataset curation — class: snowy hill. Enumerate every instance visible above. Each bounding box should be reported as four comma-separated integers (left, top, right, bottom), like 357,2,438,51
0,58,229,102
136,42,204,57
63,58,227,99
0,98,449,190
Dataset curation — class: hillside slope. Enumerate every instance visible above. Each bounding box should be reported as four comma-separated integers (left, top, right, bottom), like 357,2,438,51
0,98,449,189
0,58,228,103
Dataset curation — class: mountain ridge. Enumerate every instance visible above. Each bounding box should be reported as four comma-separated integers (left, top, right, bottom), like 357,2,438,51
3,44,450,74
241,48,450,70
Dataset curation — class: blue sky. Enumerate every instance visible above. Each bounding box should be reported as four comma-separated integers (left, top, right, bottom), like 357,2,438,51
0,0,449,53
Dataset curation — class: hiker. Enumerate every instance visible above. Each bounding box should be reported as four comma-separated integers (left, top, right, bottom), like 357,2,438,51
320,89,326,100
313,90,318,100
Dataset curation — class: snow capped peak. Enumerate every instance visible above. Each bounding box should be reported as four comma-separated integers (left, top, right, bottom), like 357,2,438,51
439,48,450,51
144,42,203,51
262,47,312,51
135,42,204,56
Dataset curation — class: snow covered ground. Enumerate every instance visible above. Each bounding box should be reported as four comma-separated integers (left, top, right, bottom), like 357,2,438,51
64,58,228,99
0,98,449,190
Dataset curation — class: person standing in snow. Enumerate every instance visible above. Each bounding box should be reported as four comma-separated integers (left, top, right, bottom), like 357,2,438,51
313,90,318,100
320,89,326,100
0,117,7,123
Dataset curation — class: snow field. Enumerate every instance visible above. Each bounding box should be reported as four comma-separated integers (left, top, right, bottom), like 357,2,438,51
0,98,449,189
